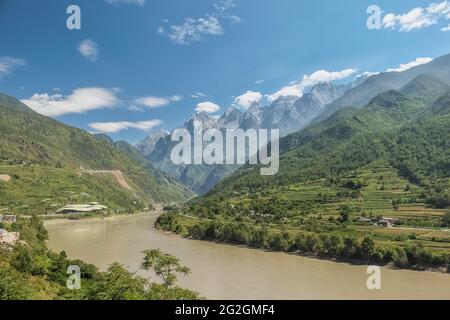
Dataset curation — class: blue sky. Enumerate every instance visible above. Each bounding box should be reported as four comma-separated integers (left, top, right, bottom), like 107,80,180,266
1,0,450,143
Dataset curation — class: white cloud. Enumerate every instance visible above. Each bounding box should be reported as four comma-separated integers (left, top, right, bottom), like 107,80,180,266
0,57,26,79
166,17,224,45
386,57,433,72
267,86,302,102
190,92,207,98
301,69,356,87
159,0,240,45
78,40,99,62
134,96,170,108
227,15,242,25
255,80,264,84
442,24,450,31
267,68,357,102
214,0,237,13
170,95,183,102
89,119,162,133
132,94,182,109
383,1,450,32
233,91,263,110
104,0,145,6
356,71,380,79
196,101,221,113
157,26,165,34
21,87,118,117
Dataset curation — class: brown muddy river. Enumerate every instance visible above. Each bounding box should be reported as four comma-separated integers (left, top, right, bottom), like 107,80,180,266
45,212,450,300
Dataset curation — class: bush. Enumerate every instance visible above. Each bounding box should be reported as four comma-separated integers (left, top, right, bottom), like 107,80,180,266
442,210,450,227
0,263,32,300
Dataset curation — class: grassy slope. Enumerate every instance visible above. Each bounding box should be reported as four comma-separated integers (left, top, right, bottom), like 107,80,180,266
0,95,193,215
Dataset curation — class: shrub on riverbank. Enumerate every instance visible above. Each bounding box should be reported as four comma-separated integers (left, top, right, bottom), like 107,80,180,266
156,213,450,271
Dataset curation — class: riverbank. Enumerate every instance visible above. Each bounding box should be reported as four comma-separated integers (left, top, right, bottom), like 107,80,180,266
167,229,449,274
155,212,450,274
46,213,450,299
44,210,157,226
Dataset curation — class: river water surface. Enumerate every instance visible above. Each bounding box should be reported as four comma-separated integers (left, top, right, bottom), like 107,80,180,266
45,212,450,300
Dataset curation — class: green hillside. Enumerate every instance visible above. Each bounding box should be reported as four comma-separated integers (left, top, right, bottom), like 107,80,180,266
400,74,449,105
0,94,193,215
317,54,450,121
158,76,450,270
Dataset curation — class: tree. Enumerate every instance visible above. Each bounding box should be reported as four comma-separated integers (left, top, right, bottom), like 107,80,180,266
250,227,268,248
0,263,32,300
86,263,146,300
342,236,359,258
361,237,375,260
141,249,190,288
392,199,401,211
11,245,34,274
338,205,351,223
29,215,48,241
146,283,201,300
442,210,450,227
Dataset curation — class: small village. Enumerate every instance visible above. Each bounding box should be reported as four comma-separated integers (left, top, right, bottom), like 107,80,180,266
357,217,399,228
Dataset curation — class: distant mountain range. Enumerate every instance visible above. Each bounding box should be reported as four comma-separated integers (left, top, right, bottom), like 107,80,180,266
136,79,364,194
136,55,450,195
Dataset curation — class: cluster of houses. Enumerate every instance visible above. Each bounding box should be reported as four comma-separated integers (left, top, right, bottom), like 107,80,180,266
358,217,399,228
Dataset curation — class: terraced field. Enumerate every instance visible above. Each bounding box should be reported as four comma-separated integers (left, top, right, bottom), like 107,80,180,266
224,160,446,226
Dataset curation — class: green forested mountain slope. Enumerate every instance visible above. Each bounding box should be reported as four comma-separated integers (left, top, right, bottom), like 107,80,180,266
399,74,449,105
0,94,193,215
431,90,450,115
317,54,450,121
0,93,33,113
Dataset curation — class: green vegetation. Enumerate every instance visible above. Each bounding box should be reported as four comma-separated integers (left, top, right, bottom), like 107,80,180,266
443,210,450,227
157,212,450,271
0,216,200,300
141,249,191,288
319,53,450,120
0,94,194,215
157,77,450,272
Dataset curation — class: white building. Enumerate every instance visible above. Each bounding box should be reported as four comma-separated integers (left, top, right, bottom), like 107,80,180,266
0,214,16,223
56,204,107,214
0,229,19,245
377,218,399,228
